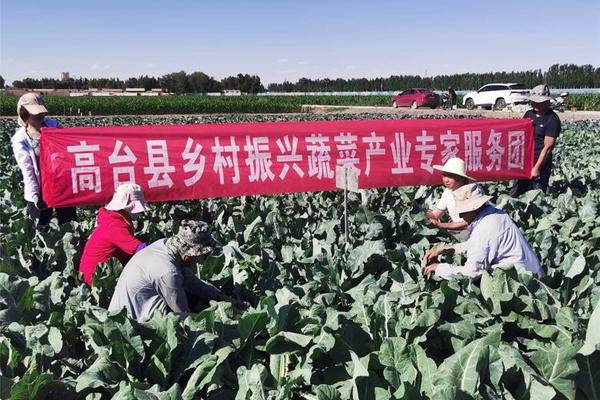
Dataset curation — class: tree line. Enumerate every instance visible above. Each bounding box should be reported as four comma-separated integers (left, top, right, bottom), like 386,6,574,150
4,64,599,94
8,72,265,94
268,64,600,92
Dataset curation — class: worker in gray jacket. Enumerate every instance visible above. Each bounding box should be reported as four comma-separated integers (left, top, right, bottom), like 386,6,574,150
109,220,245,321
422,184,543,279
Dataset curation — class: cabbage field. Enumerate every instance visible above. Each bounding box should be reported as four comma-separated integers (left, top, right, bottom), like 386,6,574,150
0,114,599,400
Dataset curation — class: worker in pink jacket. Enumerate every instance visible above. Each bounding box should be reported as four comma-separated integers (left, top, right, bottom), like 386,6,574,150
79,183,149,285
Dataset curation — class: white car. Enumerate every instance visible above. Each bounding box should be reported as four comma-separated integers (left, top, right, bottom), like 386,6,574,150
463,83,530,110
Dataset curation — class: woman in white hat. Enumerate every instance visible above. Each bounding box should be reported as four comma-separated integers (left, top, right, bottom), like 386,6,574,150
11,93,76,227
426,157,484,231
79,183,149,285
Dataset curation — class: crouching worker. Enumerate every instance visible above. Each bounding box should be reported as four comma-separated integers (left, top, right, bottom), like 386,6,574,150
79,183,149,285
422,184,544,279
109,220,246,321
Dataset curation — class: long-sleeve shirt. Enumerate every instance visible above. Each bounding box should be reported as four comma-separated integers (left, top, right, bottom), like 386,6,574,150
11,119,63,203
11,127,41,203
108,239,221,321
435,205,543,279
79,208,145,285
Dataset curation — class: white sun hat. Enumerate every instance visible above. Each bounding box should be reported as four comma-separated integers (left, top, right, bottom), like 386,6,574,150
17,93,49,127
105,183,149,214
528,84,552,103
432,157,475,181
453,183,493,214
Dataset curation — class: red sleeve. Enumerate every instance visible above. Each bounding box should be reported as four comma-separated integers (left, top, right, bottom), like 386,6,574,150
110,225,142,256
113,247,133,266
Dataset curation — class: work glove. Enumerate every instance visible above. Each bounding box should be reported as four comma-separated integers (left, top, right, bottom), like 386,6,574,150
29,195,46,220
37,198,47,210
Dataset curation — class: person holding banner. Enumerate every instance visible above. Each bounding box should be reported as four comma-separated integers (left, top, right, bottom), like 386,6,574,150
109,220,246,321
422,184,543,279
79,183,149,285
510,90,561,196
426,157,484,232
11,93,77,228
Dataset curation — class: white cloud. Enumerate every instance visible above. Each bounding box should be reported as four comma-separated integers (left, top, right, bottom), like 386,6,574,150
297,61,309,65
91,64,111,70
276,69,297,75
24,70,52,77
277,58,289,63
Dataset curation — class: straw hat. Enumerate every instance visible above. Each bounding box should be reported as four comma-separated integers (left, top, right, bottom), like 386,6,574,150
432,157,475,181
105,183,149,214
452,183,493,214
17,93,49,127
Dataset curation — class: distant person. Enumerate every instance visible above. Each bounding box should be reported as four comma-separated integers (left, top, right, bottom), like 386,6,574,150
11,93,77,228
422,184,543,279
109,220,246,321
79,183,149,285
509,88,561,196
426,157,484,232
448,87,457,109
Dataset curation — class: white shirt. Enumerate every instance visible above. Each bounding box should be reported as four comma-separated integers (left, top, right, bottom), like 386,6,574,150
436,205,543,279
11,127,41,203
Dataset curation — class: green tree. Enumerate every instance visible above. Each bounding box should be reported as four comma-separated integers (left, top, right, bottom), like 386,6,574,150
160,71,190,94
124,75,160,90
187,72,221,93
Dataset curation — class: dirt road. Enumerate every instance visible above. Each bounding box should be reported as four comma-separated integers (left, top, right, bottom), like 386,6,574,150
301,105,600,121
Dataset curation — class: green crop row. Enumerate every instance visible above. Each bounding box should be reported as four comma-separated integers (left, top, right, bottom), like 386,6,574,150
562,93,600,111
0,95,391,116
1,93,599,116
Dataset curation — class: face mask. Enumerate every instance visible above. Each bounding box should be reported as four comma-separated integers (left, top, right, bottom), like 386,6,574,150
121,209,139,220
26,125,42,138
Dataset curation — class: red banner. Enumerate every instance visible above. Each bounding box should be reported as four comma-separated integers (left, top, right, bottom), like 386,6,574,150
40,118,534,207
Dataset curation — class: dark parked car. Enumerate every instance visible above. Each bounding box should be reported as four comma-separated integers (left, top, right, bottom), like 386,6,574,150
392,88,440,109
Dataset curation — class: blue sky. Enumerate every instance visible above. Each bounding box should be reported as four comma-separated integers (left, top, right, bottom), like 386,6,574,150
1,0,599,85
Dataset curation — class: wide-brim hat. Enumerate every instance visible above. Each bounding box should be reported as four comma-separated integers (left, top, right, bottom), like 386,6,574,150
432,157,475,181
529,94,552,103
453,183,493,214
105,183,149,214
530,84,550,96
17,93,49,127
167,220,221,257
